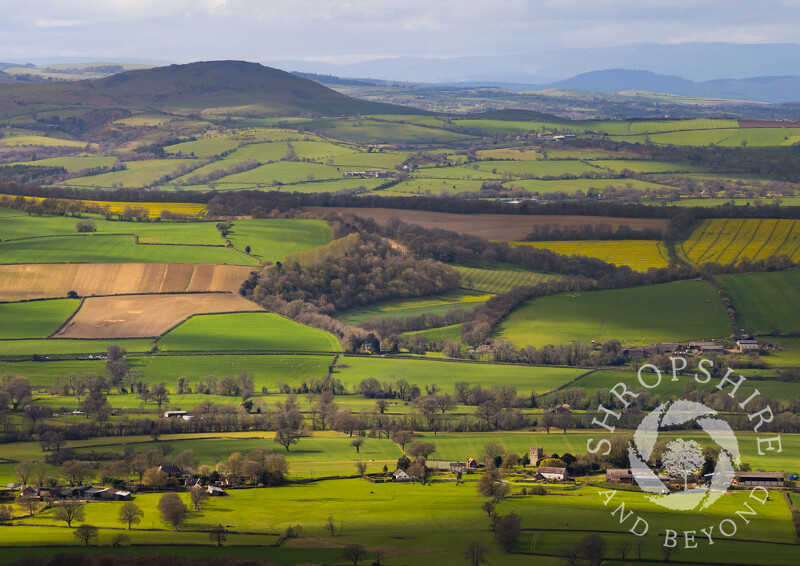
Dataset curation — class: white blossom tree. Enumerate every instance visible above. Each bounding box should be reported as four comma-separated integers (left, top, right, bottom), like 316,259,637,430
662,439,704,491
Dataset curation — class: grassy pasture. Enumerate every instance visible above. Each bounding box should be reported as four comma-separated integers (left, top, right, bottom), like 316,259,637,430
290,140,354,160
0,156,117,172
510,240,670,271
336,290,491,325
311,118,473,144
281,177,385,193
171,142,289,183
157,312,343,352
495,280,731,347
507,177,670,194
0,338,153,356
454,264,563,294
0,299,78,339
0,135,86,148
331,150,408,170
569,369,800,408
680,219,800,266
475,147,542,160
334,356,584,395
719,269,800,334
473,159,597,177
163,137,240,157
411,164,502,180
0,235,255,265
225,218,332,263
64,159,191,188
0,354,333,389
220,160,341,184
378,178,486,195
405,323,463,342
593,159,708,174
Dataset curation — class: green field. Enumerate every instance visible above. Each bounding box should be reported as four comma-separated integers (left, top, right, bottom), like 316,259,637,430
593,159,708,174
680,219,800,266
334,356,584,395
0,338,154,356
495,280,731,347
157,312,343,352
454,264,563,294
336,290,491,325
64,159,191,188
0,235,255,265
406,323,464,342
1,155,117,172
0,213,224,244
0,299,77,339
2,355,332,392
719,269,800,334
511,240,670,271
225,218,332,263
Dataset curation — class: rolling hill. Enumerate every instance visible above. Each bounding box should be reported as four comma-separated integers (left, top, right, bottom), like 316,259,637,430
0,60,426,121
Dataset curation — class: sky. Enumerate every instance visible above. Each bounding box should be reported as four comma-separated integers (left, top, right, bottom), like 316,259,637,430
2,0,800,65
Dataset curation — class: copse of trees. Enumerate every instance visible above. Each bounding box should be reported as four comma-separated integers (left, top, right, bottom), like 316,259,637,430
249,233,460,314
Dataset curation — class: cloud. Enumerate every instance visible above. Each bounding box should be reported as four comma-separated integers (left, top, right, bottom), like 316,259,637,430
2,0,800,63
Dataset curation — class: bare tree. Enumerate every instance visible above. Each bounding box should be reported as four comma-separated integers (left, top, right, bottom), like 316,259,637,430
350,438,365,454
617,539,630,561
0,505,13,525
494,512,521,553
158,492,187,530
73,524,99,547
342,544,367,566
274,428,301,452
53,501,85,527
189,485,209,511
355,461,368,476
60,460,94,486
464,540,489,566
118,502,143,529
392,430,413,451
578,534,607,566
209,524,227,547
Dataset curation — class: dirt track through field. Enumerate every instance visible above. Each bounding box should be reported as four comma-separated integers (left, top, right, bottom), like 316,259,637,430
304,207,669,240
0,263,254,301
54,293,263,338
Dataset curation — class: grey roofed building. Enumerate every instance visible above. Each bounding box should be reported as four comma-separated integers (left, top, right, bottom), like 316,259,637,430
735,472,784,487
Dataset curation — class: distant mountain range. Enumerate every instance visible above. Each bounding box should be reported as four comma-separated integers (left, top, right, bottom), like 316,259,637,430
269,42,800,83
272,42,800,103
298,67,800,104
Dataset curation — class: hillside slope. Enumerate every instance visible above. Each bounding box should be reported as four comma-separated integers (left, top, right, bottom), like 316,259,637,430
0,60,426,120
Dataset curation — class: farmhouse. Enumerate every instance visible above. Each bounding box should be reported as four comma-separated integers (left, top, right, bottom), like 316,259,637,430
737,339,759,352
206,486,226,496
606,469,634,484
393,469,414,481
735,472,785,487
157,465,187,478
449,462,467,473
537,467,569,481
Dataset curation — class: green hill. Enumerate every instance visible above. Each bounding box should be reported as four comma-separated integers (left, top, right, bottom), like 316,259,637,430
0,60,427,120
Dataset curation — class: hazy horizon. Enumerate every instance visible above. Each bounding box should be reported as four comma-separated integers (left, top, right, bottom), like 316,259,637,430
3,0,800,65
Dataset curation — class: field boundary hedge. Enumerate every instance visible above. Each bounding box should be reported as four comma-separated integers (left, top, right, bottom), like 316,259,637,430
47,296,84,338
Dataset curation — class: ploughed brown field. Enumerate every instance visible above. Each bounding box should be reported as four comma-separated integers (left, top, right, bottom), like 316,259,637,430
305,207,669,240
738,119,800,128
0,263,254,301
53,293,263,339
